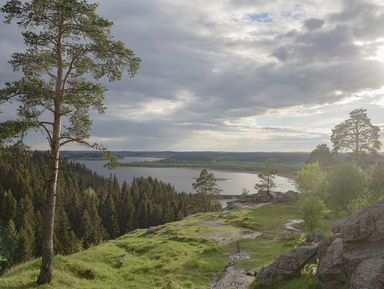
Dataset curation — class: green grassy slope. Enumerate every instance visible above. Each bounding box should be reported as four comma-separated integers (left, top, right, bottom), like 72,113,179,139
0,202,338,289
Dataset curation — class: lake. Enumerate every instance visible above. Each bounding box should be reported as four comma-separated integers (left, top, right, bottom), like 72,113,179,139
76,157,296,196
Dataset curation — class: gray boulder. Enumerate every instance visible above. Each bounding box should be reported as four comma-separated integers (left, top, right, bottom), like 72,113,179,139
333,199,384,241
343,240,384,275
283,190,300,202
317,238,347,288
256,245,317,283
256,198,384,288
254,190,274,203
350,256,384,289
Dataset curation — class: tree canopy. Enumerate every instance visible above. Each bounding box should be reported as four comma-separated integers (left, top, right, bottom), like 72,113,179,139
331,109,381,154
254,161,277,194
305,144,334,167
192,169,222,212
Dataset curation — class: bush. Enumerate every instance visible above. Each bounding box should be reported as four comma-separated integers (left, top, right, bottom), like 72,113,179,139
296,162,327,198
301,197,325,234
326,162,366,212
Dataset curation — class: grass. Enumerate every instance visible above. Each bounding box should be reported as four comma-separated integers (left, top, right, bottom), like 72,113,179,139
0,201,339,289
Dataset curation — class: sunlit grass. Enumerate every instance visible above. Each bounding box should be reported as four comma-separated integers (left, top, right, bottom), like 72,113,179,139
0,201,339,289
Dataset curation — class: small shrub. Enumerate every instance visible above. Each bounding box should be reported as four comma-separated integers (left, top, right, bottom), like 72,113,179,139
301,197,325,234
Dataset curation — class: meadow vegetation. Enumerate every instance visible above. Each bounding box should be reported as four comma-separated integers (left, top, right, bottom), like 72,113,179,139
0,201,339,289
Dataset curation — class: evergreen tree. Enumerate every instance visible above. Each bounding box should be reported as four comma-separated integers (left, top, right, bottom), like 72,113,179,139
331,109,381,165
0,190,16,226
306,144,334,167
255,162,277,194
192,169,222,212
101,193,119,238
54,205,79,255
81,188,103,248
1,0,140,283
0,219,18,273
15,222,35,263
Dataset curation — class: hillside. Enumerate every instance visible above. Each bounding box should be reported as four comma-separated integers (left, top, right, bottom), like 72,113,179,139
0,202,339,289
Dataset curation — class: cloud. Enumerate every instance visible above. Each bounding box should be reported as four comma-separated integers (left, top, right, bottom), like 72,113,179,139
304,18,325,30
0,0,384,151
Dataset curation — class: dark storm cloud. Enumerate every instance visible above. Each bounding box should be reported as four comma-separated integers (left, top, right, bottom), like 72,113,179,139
304,18,324,30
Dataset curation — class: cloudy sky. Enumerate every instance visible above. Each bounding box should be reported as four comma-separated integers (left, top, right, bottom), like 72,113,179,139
1,0,384,151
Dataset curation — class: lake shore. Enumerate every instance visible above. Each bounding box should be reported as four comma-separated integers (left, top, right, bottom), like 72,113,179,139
75,158,297,195
117,161,299,179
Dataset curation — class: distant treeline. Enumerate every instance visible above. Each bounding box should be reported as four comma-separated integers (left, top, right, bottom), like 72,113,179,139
0,152,207,274
62,150,312,162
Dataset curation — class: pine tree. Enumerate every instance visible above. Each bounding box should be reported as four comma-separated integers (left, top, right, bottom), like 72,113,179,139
1,0,140,283
254,162,277,194
192,169,222,212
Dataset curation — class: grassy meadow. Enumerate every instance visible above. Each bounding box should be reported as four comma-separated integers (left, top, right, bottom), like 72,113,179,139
0,202,339,289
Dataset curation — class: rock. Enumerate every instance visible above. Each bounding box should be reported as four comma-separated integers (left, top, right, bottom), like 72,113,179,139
333,199,384,242
273,191,285,202
316,235,338,261
284,219,304,232
256,245,317,283
317,238,347,288
283,190,300,202
307,229,326,243
350,256,384,289
145,226,163,235
255,199,384,288
343,240,384,277
253,191,274,203
115,254,128,268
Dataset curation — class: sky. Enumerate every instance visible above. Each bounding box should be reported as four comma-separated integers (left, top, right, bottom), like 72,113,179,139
1,0,384,151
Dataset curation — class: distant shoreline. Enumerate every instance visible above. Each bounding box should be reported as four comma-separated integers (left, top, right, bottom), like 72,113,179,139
117,161,299,179
74,158,299,179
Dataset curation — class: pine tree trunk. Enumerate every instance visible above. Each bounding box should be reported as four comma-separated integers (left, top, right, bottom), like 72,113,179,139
37,113,61,284
37,24,63,283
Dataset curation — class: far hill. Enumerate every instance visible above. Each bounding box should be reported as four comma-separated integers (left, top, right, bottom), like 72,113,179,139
62,151,312,176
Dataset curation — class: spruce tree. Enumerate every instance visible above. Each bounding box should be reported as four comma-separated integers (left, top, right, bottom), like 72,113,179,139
101,193,119,238
0,219,18,273
54,205,78,255
0,190,16,226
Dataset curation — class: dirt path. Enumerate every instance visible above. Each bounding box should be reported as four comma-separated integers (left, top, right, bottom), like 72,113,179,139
195,217,263,245
211,250,255,289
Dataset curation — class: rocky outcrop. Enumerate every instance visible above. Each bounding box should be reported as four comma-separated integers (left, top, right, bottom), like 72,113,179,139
333,199,384,241
350,256,384,289
256,245,317,283
235,190,300,206
256,199,384,289
317,238,347,288
275,190,300,203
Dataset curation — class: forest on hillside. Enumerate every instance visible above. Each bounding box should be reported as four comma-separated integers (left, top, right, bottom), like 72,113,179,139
0,151,216,274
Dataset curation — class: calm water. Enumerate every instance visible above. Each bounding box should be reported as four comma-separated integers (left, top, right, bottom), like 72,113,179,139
76,157,296,196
